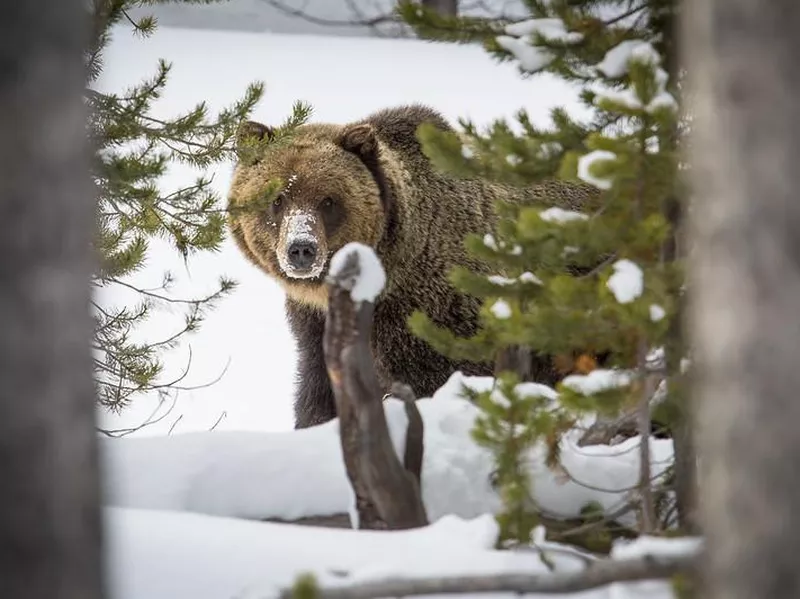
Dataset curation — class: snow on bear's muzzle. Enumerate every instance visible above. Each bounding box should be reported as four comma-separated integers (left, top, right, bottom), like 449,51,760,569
278,210,327,280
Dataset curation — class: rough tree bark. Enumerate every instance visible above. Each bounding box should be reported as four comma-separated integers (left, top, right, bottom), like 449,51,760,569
323,247,428,530
0,3,104,599
685,1,800,597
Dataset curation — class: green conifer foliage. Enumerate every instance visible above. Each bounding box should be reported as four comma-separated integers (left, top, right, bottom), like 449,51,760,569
86,1,311,413
398,0,684,542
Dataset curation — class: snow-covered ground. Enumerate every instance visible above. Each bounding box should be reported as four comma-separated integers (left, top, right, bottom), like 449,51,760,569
102,372,675,525
101,371,682,599
94,19,688,599
106,507,698,599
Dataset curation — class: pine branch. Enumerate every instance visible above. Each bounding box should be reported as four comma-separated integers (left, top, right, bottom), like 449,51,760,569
85,0,277,411
283,551,697,599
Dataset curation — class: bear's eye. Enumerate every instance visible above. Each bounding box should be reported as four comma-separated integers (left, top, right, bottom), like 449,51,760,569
321,197,335,211
272,193,285,211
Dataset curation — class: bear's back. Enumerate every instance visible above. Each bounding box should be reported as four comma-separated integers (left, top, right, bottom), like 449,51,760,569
360,104,454,164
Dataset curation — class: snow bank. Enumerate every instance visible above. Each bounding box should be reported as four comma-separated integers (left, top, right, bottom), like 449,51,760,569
103,372,673,527
104,507,505,599
106,506,696,599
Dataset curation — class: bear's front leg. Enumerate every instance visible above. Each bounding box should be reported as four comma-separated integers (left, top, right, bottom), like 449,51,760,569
285,299,337,429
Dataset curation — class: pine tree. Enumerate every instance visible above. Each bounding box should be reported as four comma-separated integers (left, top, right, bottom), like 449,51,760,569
86,1,311,413
397,0,687,543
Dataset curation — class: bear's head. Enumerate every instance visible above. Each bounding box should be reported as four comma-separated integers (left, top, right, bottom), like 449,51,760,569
227,120,392,309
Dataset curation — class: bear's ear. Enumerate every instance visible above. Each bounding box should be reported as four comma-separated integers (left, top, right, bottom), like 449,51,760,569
236,120,274,163
337,123,378,159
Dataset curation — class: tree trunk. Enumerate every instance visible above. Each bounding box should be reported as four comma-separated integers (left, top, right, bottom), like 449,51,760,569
659,0,699,535
421,0,458,18
0,4,104,599
684,1,800,597
323,247,428,530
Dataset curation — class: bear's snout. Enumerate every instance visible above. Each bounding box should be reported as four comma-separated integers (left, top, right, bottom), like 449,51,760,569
277,211,328,280
287,240,317,271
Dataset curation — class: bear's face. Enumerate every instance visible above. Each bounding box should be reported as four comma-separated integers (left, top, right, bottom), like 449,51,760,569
227,122,387,309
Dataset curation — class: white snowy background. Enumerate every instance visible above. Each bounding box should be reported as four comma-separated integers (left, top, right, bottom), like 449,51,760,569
93,2,694,598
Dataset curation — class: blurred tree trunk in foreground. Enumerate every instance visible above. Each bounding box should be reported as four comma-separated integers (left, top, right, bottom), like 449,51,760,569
685,1,800,597
0,3,105,599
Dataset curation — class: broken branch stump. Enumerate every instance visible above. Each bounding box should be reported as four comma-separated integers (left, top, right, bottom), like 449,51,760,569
322,243,428,530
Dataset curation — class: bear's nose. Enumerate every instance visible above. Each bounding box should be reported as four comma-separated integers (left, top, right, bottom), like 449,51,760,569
287,240,318,271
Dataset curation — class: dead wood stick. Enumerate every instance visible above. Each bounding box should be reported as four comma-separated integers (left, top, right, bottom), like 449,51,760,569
390,382,424,489
264,514,353,529
280,550,698,598
578,410,640,447
323,244,428,530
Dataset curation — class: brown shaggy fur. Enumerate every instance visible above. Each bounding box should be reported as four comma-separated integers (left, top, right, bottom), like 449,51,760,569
227,104,599,429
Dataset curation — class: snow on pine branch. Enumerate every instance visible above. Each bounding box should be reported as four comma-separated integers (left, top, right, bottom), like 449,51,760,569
540,206,589,223
607,259,644,304
490,299,512,319
488,272,544,286
496,18,583,73
578,150,617,190
595,40,660,79
504,19,584,43
649,304,666,322
593,40,678,115
483,233,522,255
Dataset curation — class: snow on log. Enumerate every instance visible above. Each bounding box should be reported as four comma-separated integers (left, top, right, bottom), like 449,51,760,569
324,243,428,530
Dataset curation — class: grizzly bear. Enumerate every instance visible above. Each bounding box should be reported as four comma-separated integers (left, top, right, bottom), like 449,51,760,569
226,104,597,429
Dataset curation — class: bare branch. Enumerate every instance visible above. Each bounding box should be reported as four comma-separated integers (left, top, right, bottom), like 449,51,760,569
578,409,638,447
390,382,424,486
637,343,656,533
554,502,638,541
208,410,227,432
279,551,697,598
167,414,183,435
262,0,396,28
265,513,353,528
98,391,181,438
